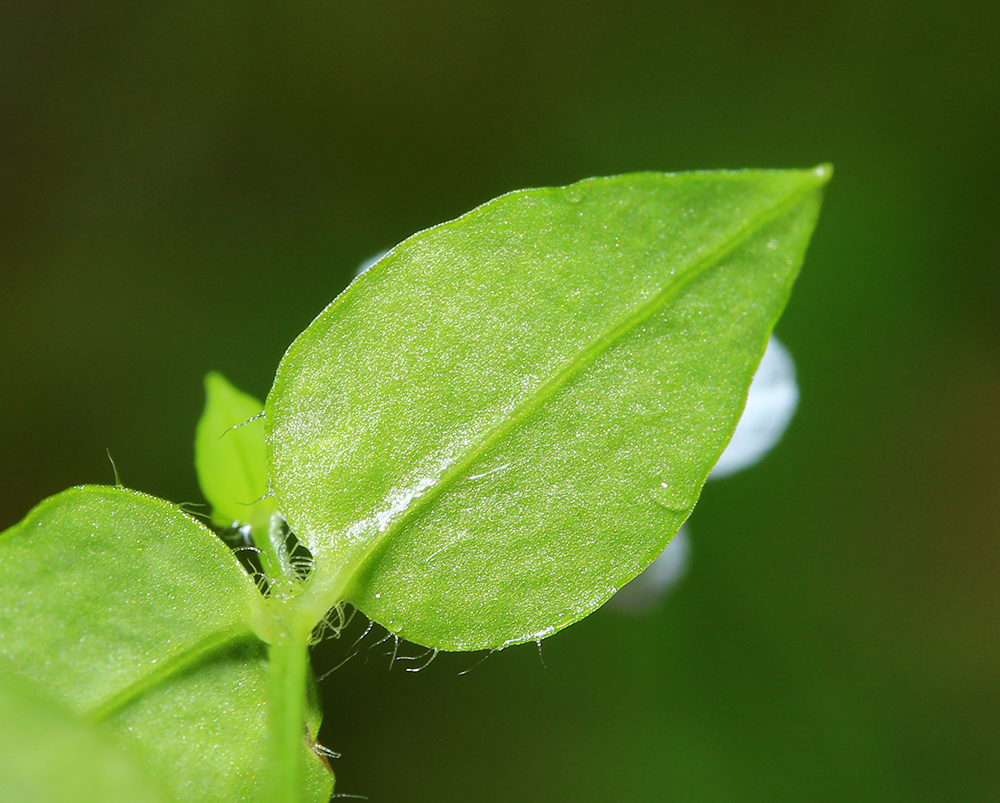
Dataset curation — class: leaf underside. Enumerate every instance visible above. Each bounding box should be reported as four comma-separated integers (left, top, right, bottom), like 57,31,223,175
0,487,332,803
265,167,830,651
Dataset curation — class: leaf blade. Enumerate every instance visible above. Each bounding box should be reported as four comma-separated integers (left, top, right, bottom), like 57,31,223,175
266,167,830,649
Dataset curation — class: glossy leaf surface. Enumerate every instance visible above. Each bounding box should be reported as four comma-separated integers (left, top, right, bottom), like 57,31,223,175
266,168,830,650
196,371,276,531
0,487,332,803
0,673,174,803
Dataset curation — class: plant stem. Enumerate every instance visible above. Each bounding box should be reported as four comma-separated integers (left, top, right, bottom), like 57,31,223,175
253,512,295,588
265,607,312,803
258,557,358,802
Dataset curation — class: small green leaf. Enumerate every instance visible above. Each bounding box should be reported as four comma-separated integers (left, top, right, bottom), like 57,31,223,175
266,167,830,650
0,487,332,803
195,371,276,532
0,673,174,803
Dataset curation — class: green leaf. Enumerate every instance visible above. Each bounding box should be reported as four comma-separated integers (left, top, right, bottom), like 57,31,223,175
195,371,276,532
0,486,333,803
266,167,831,650
0,672,175,803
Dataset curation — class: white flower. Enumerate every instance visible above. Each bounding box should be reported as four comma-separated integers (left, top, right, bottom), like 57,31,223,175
708,337,799,479
356,250,390,277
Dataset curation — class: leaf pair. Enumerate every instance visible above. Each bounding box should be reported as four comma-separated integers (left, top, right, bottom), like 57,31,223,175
0,166,830,801
0,487,332,802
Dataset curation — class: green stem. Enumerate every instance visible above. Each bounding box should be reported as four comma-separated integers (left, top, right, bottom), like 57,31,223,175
265,609,312,803
255,512,295,586
258,558,358,802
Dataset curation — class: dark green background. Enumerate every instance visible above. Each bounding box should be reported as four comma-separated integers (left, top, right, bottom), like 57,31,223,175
2,2,997,801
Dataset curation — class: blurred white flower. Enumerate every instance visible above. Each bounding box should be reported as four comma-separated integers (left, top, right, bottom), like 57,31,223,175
611,525,693,613
612,335,799,612
356,250,390,277
709,337,799,479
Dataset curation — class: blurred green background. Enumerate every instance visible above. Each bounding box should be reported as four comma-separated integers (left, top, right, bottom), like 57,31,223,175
2,2,997,801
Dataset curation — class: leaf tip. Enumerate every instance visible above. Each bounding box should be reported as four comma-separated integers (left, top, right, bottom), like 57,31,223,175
811,163,834,185
204,370,228,395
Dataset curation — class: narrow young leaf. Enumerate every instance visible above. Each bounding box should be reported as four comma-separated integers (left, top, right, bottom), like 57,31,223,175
0,487,332,803
266,168,831,650
0,673,174,803
195,371,276,531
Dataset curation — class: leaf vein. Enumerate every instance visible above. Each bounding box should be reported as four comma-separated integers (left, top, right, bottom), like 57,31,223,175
332,177,821,599
87,623,258,722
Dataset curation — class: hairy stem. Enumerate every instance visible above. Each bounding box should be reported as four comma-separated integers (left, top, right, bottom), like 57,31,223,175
265,606,313,803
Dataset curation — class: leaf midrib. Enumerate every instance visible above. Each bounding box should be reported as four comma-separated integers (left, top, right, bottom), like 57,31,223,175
87,622,257,722
317,176,821,600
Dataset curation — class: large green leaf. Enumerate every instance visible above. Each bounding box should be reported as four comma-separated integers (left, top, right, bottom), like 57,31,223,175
266,167,830,650
0,673,174,803
0,486,333,803
196,371,276,532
